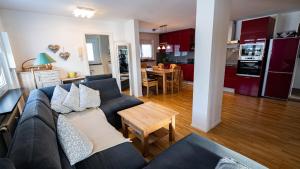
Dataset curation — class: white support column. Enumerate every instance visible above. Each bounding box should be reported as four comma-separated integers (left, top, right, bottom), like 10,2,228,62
125,19,142,97
192,0,231,132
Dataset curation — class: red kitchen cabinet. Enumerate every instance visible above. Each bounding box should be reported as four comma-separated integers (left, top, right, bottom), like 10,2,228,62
224,66,238,89
235,76,261,97
264,72,293,99
240,17,275,44
159,28,195,52
178,64,194,81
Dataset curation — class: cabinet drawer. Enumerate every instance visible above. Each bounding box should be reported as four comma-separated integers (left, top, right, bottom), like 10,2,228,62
37,76,60,82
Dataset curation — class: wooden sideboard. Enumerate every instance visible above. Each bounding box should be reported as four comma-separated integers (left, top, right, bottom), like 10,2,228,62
18,70,61,97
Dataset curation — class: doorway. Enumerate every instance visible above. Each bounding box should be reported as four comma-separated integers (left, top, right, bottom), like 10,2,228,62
85,34,111,76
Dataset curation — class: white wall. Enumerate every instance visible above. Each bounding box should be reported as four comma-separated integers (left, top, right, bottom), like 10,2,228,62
0,9,127,78
0,16,4,32
276,11,300,33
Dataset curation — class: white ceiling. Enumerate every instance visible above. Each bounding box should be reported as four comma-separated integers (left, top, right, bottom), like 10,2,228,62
0,0,300,33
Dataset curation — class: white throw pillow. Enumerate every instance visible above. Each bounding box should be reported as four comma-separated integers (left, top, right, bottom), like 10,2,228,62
63,83,85,112
51,85,72,113
57,115,93,165
79,84,101,108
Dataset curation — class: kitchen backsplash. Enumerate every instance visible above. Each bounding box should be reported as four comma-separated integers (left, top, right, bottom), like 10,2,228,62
157,51,195,64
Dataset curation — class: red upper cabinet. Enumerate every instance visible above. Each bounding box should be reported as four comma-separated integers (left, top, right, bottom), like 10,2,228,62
159,28,195,52
240,17,275,44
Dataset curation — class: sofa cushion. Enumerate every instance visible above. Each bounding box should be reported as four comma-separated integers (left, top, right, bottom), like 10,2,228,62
19,101,56,131
76,142,146,169
82,79,121,103
100,95,143,128
40,83,72,100
144,134,221,169
0,158,16,169
40,78,120,103
85,74,112,82
8,118,62,169
26,89,50,108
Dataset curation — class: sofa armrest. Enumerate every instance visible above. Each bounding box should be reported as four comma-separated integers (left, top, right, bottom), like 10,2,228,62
144,133,267,169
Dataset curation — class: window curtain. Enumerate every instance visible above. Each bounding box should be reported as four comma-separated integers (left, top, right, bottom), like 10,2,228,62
0,32,19,90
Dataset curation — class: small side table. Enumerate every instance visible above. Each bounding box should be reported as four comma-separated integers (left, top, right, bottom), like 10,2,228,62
118,102,178,156
0,89,25,157
61,76,85,84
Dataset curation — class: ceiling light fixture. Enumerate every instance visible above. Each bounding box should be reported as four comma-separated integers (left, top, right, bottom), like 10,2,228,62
73,7,95,18
156,25,172,51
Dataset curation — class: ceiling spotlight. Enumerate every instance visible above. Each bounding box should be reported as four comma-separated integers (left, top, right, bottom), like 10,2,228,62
73,7,95,18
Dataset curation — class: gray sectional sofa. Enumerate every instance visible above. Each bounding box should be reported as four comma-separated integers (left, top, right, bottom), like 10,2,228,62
3,78,267,169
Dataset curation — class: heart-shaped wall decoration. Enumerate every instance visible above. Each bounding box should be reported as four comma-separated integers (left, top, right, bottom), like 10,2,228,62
48,44,60,53
59,52,70,60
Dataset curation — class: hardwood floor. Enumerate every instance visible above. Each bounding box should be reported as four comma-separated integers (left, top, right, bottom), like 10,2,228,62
135,83,300,169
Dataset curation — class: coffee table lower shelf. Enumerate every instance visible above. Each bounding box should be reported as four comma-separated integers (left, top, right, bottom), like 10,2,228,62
128,127,169,145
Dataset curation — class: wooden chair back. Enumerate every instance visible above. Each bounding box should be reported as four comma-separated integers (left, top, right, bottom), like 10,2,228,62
158,63,164,69
141,68,148,81
152,66,160,71
141,63,148,68
170,64,177,69
172,67,181,83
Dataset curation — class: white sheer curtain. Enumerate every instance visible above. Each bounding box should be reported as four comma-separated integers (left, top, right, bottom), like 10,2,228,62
0,32,19,96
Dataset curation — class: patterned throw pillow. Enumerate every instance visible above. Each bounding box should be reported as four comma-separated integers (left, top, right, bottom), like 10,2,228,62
57,115,93,165
51,85,72,113
63,84,85,112
79,84,101,108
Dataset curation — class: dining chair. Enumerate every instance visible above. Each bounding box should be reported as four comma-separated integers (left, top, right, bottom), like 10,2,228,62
158,63,164,69
141,62,148,68
166,67,181,94
141,68,158,97
170,64,177,69
152,65,160,71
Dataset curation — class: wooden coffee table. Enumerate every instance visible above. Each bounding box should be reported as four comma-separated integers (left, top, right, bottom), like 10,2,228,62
118,102,178,156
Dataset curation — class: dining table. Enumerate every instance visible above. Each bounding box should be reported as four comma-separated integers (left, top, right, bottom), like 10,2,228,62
146,68,173,94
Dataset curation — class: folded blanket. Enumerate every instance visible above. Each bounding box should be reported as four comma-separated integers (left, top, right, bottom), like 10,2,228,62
215,157,249,169
64,108,129,155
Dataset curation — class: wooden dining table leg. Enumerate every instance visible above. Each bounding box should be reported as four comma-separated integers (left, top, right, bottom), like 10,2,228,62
163,74,166,94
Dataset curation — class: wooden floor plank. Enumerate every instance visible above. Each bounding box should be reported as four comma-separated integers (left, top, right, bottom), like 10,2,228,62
135,83,300,169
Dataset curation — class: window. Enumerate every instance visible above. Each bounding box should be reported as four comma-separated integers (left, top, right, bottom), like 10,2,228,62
0,63,8,97
141,44,153,59
86,43,95,61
